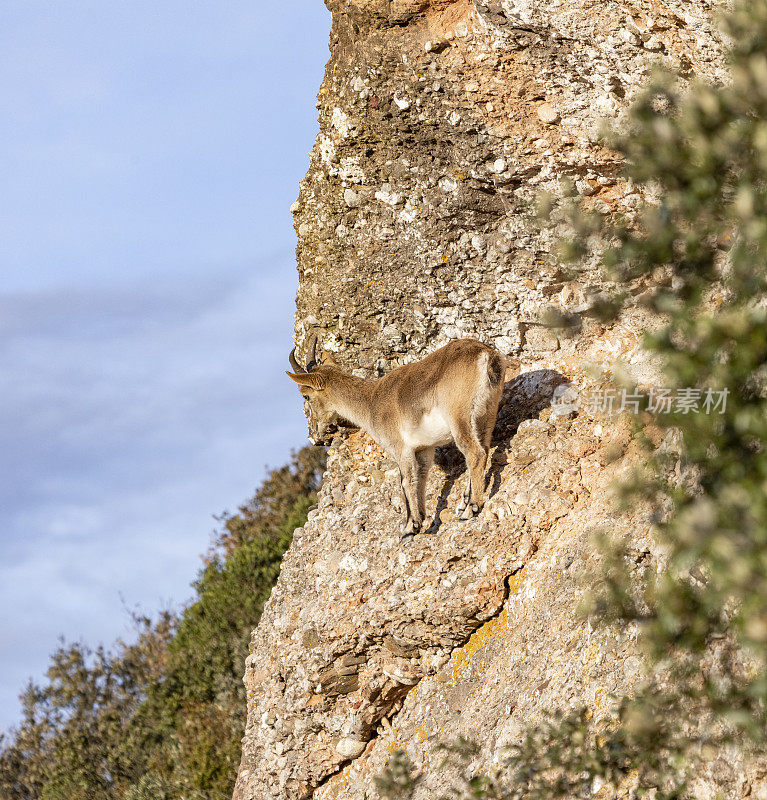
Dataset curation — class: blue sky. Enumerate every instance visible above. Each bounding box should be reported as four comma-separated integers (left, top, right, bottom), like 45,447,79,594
0,2,330,729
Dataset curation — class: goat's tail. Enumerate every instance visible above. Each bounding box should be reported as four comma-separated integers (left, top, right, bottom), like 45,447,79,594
488,351,504,388
471,348,505,427
468,348,506,445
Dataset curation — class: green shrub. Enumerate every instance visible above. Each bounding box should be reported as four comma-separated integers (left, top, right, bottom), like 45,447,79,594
0,447,326,800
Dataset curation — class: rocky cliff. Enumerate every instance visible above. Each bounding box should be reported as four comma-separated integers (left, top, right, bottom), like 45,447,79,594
233,2,741,799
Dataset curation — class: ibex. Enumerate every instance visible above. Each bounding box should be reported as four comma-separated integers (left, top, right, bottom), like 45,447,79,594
287,337,506,539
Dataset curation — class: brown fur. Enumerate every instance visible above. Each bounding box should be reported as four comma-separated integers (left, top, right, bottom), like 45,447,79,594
287,338,505,540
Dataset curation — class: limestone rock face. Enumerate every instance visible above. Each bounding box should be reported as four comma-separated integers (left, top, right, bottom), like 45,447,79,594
233,2,734,799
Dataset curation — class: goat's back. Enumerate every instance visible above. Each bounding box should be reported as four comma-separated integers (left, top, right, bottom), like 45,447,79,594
375,339,502,426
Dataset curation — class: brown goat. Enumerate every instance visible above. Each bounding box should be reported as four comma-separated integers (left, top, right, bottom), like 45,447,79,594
287,338,505,540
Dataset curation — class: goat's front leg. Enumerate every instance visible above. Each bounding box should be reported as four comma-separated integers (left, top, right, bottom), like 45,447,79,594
398,468,412,530
398,449,423,538
415,447,435,528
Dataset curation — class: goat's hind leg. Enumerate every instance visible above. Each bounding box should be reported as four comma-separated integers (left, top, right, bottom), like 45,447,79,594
463,375,503,514
455,484,471,517
452,420,489,520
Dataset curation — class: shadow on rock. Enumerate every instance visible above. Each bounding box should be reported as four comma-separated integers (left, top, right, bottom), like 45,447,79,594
487,368,569,498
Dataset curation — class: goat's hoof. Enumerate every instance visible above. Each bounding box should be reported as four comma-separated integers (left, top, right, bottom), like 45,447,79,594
459,503,479,520
401,520,421,536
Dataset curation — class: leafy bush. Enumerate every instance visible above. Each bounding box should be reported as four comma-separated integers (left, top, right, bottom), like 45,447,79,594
0,446,325,800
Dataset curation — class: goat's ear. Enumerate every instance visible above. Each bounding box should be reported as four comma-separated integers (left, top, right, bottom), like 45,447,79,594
286,371,326,391
320,352,339,367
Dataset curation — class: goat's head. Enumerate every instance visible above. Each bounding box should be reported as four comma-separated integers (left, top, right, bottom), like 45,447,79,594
286,336,341,445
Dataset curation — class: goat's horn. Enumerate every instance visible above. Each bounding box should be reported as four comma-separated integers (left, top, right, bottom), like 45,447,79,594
288,347,302,372
305,335,319,371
